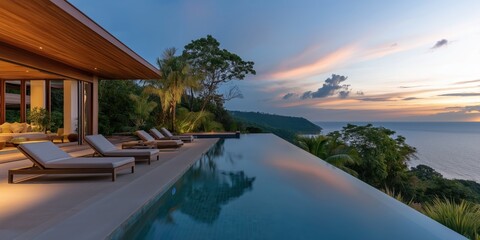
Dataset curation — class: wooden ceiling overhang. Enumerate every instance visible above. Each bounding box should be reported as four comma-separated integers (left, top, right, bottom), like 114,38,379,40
0,0,160,82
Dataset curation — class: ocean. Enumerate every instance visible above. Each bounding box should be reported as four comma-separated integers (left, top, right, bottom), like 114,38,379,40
315,122,480,183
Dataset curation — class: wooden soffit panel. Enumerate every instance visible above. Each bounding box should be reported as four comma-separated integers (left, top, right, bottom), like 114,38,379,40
0,60,63,80
0,0,160,80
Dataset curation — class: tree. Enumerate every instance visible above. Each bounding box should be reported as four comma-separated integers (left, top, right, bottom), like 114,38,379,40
98,80,141,134
182,35,256,111
339,124,417,189
146,48,200,131
297,134,359,176
129,93,157,130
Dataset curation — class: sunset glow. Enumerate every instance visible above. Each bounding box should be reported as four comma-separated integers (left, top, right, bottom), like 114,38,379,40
71,0,480,121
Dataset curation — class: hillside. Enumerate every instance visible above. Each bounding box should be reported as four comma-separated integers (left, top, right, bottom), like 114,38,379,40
230,111,321,142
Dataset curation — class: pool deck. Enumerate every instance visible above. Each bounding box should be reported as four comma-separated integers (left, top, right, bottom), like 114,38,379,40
0,138,218,239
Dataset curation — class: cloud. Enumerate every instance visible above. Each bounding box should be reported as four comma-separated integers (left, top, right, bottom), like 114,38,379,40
282,93,297,100
356,91,364,96
301,74,350,99
431,39,448,49
269,45,357,80
403,105,480,122
402,97,421,101
465,105,480,112
453,79,480,85
359,97,395,102
339,91,350,99
301,91,313,99
438,93,480,97
399,85,428,89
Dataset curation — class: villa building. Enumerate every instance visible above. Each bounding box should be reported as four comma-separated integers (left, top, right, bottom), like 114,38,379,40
0,1,159,143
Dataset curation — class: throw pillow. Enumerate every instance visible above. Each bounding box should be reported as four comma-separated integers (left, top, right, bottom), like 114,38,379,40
21,123,29,133
1,123,12,133
10,122,25,133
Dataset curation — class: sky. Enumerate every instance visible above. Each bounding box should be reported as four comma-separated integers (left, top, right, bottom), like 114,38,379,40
70,0,480,122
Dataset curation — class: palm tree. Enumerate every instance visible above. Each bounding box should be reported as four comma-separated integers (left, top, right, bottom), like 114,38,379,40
297,134,359,176
128,93,157,130
146,48,200,131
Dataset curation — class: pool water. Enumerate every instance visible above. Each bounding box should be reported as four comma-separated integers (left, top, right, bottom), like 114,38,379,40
121,134,463,240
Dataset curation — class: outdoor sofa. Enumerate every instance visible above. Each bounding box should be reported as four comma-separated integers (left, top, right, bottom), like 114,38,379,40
135,130,183,149
85,135,160,165
9,141,135,183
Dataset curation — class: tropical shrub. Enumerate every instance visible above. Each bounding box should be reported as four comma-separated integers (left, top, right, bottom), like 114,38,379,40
28,107,50,132
423,198,480,240
297,134,359,176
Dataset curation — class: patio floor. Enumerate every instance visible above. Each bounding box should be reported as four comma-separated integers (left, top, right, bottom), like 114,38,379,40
0,138,218,240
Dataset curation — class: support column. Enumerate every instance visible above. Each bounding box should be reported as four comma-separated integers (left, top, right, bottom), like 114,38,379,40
0,80,5,124
63,80,78,135
30,80,46,110
45,80,51,114
92,77,99,135
20,80,26,122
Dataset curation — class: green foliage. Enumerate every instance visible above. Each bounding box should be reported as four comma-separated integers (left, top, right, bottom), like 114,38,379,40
408,165,480,203
175,107,207,133
410,164,443,181
383,187,413,205
231,111,322,134
423,198,480,240
297,135,359,176
245,126,263,133
28,107,50,132
50,84,64,113
98,80,141,134
145,48,201,132
183,35,256,110
175,107,224,133
338,124,416,190
129,93,157,130
50,110,63,132
5,109,20,122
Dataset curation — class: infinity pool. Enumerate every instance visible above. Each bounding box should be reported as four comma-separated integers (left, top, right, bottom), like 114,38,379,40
120,134,463,239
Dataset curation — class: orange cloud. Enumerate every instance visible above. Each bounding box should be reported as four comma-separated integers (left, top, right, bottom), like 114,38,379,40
269,44,358,80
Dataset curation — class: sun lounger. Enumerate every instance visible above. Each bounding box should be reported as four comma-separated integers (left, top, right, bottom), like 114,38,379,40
8,141,135,183
153,127,194,142
136,130,183,149
85,135,160,165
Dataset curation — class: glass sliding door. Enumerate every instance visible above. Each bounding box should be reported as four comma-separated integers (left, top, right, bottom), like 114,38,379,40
50,80,64,133
5,80,21,123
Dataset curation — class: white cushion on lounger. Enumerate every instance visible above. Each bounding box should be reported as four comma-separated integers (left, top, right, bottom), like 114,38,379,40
137,130,184,148
149,128,166,139
18,142,134,168
44,157,134,169
84,135,117,155
19,141,71,165
159,127,194,142
85,134,159,157
136,130,156,142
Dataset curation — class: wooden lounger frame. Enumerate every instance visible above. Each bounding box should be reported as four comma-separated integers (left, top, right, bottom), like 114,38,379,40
8,147,135,183
91,151,159,165
84,137,160,165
